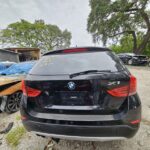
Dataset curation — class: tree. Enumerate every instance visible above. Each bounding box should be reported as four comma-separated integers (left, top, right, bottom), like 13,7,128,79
110,32,150,55
87,0,150,54
0,19,71,53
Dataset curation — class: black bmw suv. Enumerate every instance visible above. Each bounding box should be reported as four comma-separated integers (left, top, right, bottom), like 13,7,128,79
20,47,141,141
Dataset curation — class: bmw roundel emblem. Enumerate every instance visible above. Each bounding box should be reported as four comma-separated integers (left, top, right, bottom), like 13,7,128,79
67,81,76,90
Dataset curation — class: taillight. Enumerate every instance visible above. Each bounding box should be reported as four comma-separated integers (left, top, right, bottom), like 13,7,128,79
107,85,129,97
107,75,137,97
129,75,137,96
22,80,41,97
63,48,87,53
22,80,26,94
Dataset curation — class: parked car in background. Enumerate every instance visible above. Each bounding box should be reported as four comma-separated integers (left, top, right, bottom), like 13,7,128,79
0,61,36,113
21,47,141,141
118,53,149,66
0,75,24,113
117,53,135,65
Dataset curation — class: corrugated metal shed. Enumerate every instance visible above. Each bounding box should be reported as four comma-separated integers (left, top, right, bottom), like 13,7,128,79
0,49,19,62
5,48,40,61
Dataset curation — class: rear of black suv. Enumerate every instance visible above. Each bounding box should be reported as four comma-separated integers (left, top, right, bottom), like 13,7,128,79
20,47,141,141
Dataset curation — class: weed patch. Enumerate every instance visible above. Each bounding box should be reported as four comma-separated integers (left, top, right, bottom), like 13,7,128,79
6,126,26,147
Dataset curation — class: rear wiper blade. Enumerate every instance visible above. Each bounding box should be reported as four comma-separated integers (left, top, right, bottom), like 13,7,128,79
70,70,112,78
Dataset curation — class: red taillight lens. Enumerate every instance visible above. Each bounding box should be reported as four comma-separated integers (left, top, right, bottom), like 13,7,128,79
22,80,41,97
107,75,137,97
22,80,26,95
107,85,129,97
129,75,137,96
63,48,87,53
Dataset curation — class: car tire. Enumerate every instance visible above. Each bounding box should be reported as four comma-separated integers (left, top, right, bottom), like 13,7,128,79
128,59,133,65
5,91,22,113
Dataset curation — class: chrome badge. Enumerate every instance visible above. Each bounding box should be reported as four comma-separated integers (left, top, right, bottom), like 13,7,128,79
67,81,76,90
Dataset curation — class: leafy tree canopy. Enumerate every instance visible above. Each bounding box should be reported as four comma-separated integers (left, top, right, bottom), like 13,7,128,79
0,19,72,53
88,0,150,54
111,32,150,55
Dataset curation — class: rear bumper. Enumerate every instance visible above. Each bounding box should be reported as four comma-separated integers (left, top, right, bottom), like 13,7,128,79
20,94,141,141
21,105,141,141
22,119,139,141
31,131,127,141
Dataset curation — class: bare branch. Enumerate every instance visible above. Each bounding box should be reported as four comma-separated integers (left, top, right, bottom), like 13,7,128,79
109,30,135,37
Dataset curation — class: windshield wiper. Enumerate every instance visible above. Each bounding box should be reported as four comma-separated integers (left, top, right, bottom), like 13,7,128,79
69,69,112,78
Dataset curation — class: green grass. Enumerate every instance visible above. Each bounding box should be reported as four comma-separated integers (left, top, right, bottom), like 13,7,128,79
6,126,26,147
15,115,21,121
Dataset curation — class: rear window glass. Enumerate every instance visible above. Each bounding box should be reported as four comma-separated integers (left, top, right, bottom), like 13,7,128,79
30,51,124,75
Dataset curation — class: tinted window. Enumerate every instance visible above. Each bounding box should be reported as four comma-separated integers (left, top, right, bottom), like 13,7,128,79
30,51,124,75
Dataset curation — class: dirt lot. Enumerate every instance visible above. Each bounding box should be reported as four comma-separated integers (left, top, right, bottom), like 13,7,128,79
0,66,150,150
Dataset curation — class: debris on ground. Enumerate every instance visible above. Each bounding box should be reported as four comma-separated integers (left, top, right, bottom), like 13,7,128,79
6,125,26,147
0,122,14,134
44,139,55,150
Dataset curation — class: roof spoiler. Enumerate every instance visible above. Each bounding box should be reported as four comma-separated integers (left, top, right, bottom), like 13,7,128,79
43,47,111,56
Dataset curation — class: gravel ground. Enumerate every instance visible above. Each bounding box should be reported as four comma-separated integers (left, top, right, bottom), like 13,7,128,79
0,66,150,150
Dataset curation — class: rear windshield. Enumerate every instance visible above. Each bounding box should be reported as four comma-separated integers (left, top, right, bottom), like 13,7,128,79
30,51,124,75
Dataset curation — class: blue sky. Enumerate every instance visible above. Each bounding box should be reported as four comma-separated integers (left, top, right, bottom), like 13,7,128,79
0,0,98,47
